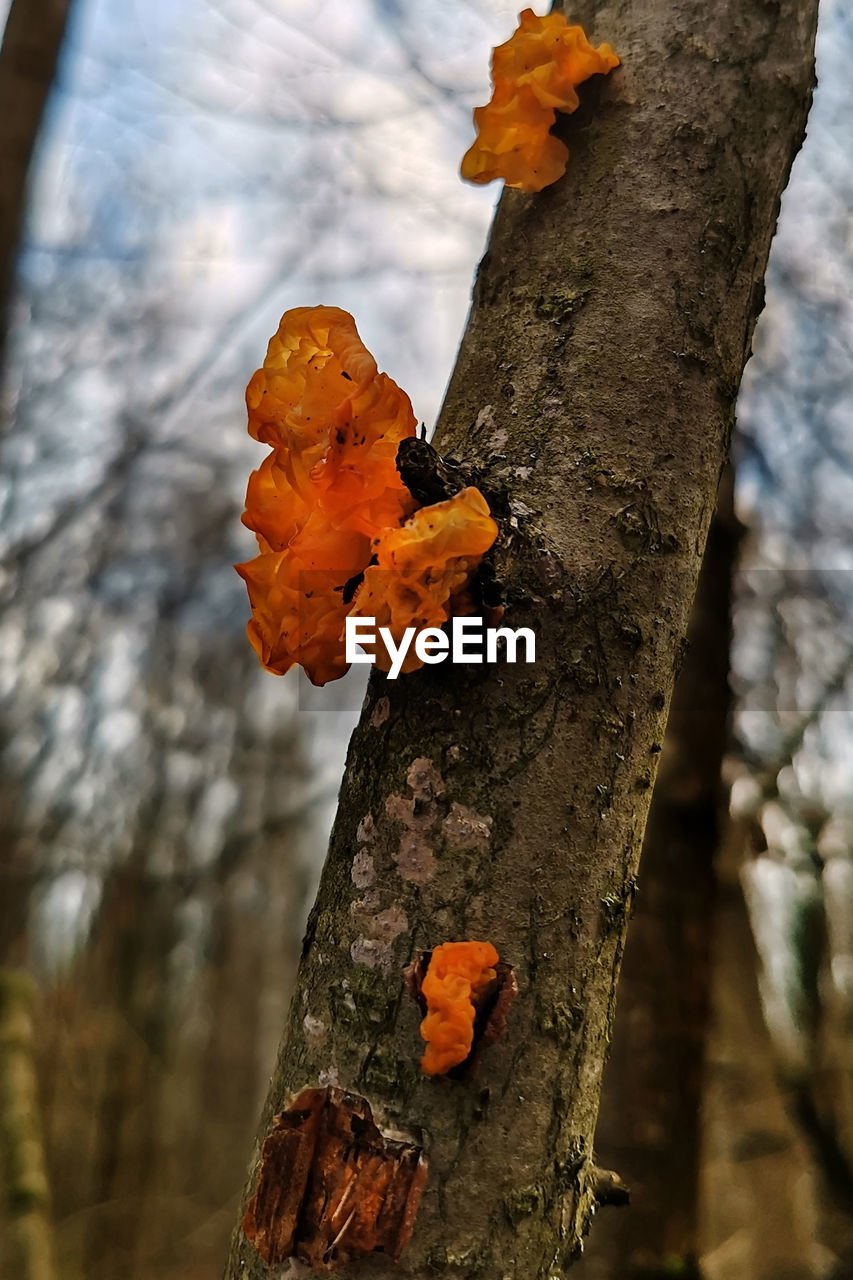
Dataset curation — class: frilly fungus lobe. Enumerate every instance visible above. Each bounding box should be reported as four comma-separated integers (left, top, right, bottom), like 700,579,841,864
236,307,498,684
461,8,619,193
418,941,499,1076
245,305,415,535
350,488,498,675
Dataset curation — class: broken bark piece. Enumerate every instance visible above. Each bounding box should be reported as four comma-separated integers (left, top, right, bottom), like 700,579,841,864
242,1085,427,1270
404,946,518,1079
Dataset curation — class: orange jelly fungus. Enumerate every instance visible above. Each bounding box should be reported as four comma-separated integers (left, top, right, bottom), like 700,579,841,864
350,488,498,676
236,307,498,685
244,305,417,538
460,8,619,193
419,941,499,1076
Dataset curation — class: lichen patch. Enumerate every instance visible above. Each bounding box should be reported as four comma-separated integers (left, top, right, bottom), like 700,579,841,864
371,905,409,943
370,696,390,728
442,802,493,850
406,757,445,804
385,760,448,885
350,904,409,975
385,793,415,827
393,831,437,884
303,1013,326,1042
350,889,381,916
356,814,376,843
351,937,392,973
351,848,376,889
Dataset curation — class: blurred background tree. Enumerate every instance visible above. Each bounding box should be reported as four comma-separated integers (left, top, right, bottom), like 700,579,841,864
0,1,850,1278
581,3,853,1275
0,0,71,350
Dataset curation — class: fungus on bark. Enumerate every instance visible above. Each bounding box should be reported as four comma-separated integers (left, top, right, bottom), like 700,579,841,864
244,305,416,534
236,307,498,684
349,488,499,675
405,942,518,1077
460,8,619,193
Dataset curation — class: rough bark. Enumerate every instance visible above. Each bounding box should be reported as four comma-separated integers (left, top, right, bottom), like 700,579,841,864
0,0,71,356
225,1,818,1277
577,476,739,1279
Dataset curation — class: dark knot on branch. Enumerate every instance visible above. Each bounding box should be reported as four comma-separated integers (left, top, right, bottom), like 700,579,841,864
589,1165,630,1208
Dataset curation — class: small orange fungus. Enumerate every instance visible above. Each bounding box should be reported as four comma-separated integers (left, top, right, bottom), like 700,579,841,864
349,489,498,675
419,941,499,1076
237,307,498,684
460,8,619,193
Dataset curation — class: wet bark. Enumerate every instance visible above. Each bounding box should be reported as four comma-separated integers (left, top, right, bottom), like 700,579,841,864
225,1,818,1276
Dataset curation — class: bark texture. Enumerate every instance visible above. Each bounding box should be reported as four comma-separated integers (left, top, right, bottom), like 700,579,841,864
226,1,818,1276
0,0,71,353
577,478,739,1279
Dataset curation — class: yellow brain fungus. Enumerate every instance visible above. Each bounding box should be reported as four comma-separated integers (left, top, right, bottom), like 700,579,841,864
236,307,498,685
349,489,498,676
460,8,619,193
419,941,500,1076
244,305,416,536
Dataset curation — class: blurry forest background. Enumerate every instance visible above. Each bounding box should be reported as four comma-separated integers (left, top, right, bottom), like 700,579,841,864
0,1,851,1278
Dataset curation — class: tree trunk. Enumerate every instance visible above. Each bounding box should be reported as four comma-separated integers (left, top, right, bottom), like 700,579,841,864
225,1,818,1276
0,8,72,1274
576,475,740,1279
0,0,71,357
700,836,853,1279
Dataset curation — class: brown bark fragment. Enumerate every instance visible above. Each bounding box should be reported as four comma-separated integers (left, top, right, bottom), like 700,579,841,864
242,1086,427,1270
